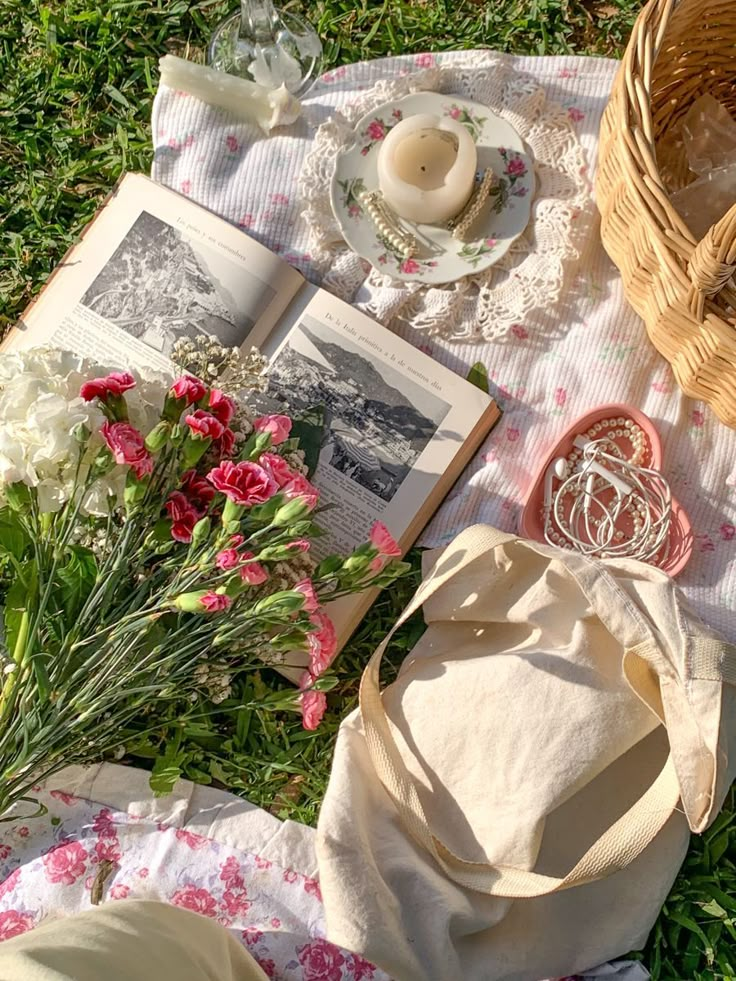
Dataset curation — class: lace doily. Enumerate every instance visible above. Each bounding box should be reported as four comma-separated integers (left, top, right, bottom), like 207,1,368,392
299,55,590,342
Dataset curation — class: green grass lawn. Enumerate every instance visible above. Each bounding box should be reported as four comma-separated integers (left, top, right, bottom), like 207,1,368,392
2,1,736,978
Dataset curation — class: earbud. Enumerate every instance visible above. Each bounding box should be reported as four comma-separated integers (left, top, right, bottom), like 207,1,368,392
543,457,568,508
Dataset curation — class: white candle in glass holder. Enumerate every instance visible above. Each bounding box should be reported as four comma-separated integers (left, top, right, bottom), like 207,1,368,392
376,113,477,225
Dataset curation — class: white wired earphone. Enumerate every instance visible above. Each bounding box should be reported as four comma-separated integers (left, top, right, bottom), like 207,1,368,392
541,424,673,566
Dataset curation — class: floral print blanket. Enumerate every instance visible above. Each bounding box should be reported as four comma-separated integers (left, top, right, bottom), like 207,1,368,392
0,765,385,980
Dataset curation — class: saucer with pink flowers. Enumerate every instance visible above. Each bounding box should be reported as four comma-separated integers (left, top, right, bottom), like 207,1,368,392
329,92,535,285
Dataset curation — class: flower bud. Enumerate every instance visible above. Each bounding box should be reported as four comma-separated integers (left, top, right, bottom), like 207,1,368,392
191,516,211,547
173,589,232,613
256,543,299,562
272,498,310,527
173,590,209,613
341,553,373,574
254,591,306,615
144,421,171,453
72,422,91,444
251,431,273,456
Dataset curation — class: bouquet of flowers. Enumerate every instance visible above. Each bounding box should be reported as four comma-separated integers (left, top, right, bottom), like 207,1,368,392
0,348,406,819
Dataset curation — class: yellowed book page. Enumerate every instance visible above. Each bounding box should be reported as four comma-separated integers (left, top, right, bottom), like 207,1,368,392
262,288,494,556
263,289,498,666
4,173,304,372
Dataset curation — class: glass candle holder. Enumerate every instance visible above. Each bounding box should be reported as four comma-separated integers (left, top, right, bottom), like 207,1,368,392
208,0,323,98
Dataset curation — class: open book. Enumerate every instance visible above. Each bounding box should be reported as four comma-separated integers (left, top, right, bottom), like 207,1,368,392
3,173,500,647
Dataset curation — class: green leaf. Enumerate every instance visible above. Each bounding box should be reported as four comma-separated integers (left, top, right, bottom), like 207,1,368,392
31,650,51,702
466,361,490,393
708,832,731,865
149,742,186,796
56,546,97,623
3,565,32,658
290,404,327,478
0,509,29,560
668,909,715,963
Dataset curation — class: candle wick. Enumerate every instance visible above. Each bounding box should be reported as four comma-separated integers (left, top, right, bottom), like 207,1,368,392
420,166,426,172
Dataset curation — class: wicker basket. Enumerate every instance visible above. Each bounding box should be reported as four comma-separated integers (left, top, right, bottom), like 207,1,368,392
597,0,736,427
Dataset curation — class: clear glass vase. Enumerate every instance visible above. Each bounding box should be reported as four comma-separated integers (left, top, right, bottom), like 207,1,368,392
207,0,323,98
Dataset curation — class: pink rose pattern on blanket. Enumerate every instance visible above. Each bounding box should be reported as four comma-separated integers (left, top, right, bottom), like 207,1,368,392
0,790,386,981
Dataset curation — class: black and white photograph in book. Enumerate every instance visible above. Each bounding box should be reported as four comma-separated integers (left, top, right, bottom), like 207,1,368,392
81,211,275,357
265,317,451,503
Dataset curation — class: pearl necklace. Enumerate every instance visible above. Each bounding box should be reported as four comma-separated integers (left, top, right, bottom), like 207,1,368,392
541,418,673,566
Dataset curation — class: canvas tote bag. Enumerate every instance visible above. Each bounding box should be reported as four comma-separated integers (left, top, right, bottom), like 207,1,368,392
317,526,736,981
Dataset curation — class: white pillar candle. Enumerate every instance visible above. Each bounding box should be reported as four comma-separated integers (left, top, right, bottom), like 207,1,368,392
376,113,477,225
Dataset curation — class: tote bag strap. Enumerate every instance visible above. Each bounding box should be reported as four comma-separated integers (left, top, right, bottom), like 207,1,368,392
360,525,683,899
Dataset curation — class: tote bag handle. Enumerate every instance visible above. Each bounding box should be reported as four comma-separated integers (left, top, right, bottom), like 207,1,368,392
359,525,684,899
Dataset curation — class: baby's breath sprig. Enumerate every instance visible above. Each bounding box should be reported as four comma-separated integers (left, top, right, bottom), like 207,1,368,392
170,336,268,396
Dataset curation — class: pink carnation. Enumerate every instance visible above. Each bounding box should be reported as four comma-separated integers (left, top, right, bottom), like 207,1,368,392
254,414,292,446
180,469,216,514
369,521,401,558
294,579,319,613
287,539,310,553
215,428,236,458
208,389,236,426
208,461,277,506
185,410,224,441
165,491,199,543
258,451,295,488
80,371,136,403
170,375,207,405
201,592,232,613
308,610,338,677
101,421,152,479
299,686,327,731
282,473,319,511
239,552,269,585
215,548,240,570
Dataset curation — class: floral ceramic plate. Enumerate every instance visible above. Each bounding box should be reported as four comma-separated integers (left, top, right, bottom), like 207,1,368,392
330,92,535,284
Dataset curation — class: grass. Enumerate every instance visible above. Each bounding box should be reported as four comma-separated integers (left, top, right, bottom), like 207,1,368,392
1,1,735,978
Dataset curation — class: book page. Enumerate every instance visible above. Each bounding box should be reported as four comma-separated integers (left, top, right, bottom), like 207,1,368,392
4,173,304,372
260,289,494,557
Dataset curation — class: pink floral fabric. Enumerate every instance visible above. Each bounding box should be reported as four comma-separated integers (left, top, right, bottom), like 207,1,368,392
0,785,386,981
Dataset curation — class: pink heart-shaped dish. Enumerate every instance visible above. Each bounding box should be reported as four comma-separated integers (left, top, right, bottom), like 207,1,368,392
520,404,693,577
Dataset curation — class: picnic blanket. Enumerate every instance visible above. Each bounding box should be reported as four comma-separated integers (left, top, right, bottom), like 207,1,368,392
0,764,387,980
151,49,736,642
0,764,648,981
